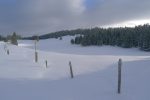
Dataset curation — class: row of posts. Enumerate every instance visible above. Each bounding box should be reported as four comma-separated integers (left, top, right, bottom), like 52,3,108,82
68,59,122,94
4,39,122,94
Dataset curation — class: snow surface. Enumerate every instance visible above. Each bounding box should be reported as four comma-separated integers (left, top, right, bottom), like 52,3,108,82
0,36,150,100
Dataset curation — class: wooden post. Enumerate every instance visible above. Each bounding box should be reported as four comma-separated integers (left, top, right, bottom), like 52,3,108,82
118,58,122,94
34,40,38,62
7,49,9,55
69,61,74,79
35,40,37,52
35,51,38,62
45,60,48,68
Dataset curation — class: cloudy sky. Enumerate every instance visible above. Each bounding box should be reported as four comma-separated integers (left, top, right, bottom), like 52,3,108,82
0,0,150,36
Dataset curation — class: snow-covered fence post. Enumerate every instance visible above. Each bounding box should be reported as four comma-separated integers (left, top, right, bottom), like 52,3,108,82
69,61,74,79
34,36,39,63
118,58,122,94
4,43,7,52
45,60,48,68
4,42,9,55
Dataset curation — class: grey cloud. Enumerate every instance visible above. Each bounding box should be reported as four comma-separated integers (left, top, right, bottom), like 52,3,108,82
0,0,150,36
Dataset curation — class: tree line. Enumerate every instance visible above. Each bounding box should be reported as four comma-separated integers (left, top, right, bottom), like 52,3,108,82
23,24,150,51
2,24,150,51
71,24,150,51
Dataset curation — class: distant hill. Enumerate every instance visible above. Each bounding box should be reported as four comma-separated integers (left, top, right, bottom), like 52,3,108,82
23,24,150,51
22,29,88,40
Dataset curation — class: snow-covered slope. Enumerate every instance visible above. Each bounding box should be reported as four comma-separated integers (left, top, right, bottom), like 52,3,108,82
0,37,150,100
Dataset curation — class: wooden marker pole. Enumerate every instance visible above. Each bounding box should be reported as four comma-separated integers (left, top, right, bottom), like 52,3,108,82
34,40,38,62
7,49,9,55
45,60,48,68
118,58,122,94
69,61,74,79
35,51,38,62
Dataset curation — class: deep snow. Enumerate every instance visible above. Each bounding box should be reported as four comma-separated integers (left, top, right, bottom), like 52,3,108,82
0,36,150,100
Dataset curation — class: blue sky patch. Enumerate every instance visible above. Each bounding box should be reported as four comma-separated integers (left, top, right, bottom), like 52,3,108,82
84,0,102,9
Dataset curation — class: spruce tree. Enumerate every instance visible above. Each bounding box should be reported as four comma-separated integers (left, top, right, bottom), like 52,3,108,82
11,32,18,45
71,39,75,44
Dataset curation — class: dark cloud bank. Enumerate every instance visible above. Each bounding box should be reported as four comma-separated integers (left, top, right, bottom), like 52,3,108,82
0,0,150,36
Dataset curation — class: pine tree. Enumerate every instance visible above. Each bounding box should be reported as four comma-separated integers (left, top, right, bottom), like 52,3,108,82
11,32,18,45
71,39,75,44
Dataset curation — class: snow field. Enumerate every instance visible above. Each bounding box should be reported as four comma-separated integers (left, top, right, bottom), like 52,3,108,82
0,36,150,100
